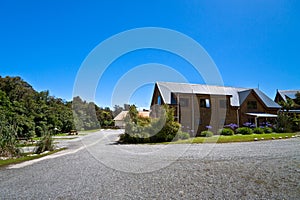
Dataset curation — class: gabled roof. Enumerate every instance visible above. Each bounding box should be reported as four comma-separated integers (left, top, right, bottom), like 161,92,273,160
154,82,280,108
113,111,150,121
238,90,251,105
113,111,128,121
277,90,300,101
253,88,281,108
156,82,246,106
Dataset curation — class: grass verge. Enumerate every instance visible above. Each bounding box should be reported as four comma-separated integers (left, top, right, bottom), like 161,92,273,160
169,133,298,144
0,148,66,168
52,137,77,140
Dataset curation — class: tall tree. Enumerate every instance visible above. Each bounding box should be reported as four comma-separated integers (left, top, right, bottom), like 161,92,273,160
294,92,300,105
279,98,295,112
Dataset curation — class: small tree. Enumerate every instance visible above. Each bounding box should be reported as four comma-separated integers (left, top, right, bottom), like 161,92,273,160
120,104,182,143
34,128,54,154
0,114,20,157
279,98,295,112
294,92,300,105
128,105,138,124
276,112,293,133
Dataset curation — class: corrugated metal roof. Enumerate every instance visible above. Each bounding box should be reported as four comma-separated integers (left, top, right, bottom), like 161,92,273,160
156,82,245,106
253,89,281,108
246,113,278,118
155,82,280,108
278,90,300,101
238,90,251,105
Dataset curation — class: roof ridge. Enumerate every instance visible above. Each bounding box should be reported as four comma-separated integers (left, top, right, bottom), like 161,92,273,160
278,89,300,92
156,81,248,90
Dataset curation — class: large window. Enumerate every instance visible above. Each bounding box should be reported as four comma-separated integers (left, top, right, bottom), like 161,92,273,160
200,99,210,108
247,101,257,109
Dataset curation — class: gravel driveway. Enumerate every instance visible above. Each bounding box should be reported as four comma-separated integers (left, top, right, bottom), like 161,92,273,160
0,130,299,199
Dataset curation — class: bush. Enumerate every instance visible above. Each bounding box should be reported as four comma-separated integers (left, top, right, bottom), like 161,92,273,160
219,128,234,136
200,130,214,137
0,123,20,157
236,127,253,135
224,123,238,130
174,131,190,140
253,127,264,134
276,113,293,133
120,105,182,143
35,130,54,154
263,127,273,134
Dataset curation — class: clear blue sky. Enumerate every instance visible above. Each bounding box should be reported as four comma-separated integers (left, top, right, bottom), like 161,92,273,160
1,0,299,109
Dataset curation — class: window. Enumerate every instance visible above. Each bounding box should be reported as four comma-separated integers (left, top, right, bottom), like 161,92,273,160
200,99,210,108
179,98,189,107
171,93,177,104
219,99,227,108
247,101,257,109
157,96,161,105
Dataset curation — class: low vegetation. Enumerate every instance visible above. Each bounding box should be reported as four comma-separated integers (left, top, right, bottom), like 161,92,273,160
119,105,190,143
34,130,54,154
0,148,65,168
0,117,20,157
168,133,297,144
199,130,214,137
219,128,234,136
236,127,253,135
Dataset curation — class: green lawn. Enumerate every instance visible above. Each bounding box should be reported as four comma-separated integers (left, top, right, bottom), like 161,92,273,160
0,148,66,168
169,133,298,144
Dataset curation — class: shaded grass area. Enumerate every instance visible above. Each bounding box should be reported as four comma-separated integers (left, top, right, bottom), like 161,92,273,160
0,148,66,168
31,129,101,141
16,143,36,147
52,137,77,140
168,133,298,144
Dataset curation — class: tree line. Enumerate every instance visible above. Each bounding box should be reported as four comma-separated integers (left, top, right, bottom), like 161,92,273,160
0,76,123,139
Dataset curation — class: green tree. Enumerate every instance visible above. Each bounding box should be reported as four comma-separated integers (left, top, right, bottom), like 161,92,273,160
279,98,295,112
294,92,300,106
120,104,182,143
113,105,124,117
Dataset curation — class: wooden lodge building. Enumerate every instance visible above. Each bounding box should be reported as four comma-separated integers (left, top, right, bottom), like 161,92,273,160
275,89,300,114
150,82,281,135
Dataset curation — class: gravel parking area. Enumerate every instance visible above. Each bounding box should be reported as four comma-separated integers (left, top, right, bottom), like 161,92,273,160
0,130,299,199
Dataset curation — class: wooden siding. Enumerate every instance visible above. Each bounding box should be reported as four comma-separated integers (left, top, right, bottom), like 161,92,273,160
151,86,279,135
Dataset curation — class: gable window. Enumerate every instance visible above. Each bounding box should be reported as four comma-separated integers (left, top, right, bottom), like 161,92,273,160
247,101,257,109
179,98,189,107
200,99,210,108
157,96,161,105
219,99,227,109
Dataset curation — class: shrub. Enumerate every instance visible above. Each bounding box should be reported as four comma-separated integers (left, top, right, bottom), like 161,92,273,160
200,130,214,137
263,127,273,134
224,123,238,130
243,122,255,128
236,127,253,135
219,128,234,136
0,123,20,157
276,113,293,133
253,127,264,134
35,130,54,154
120,105,182,143
174,131,190,140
